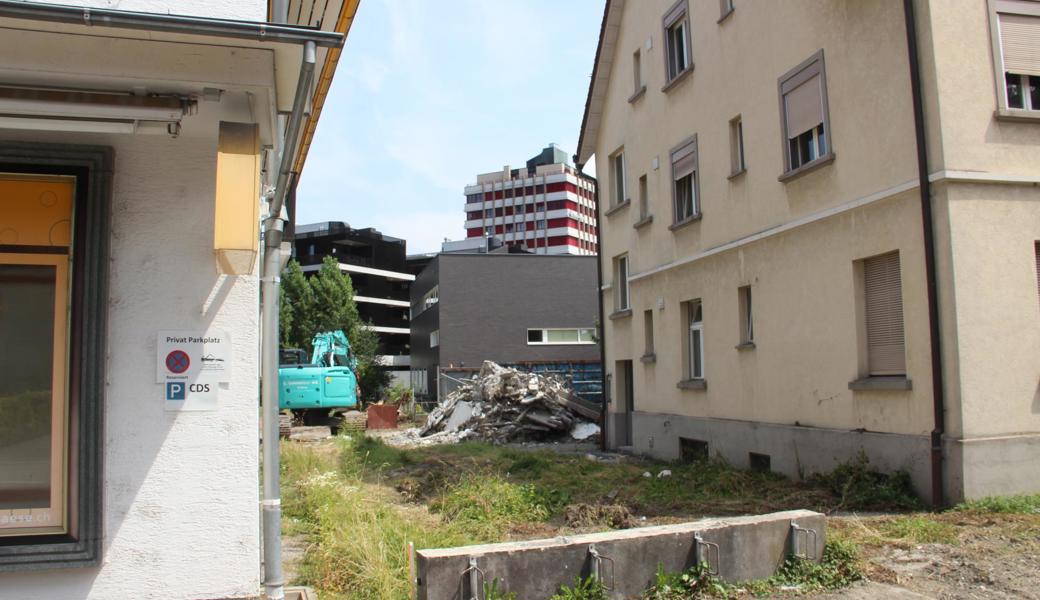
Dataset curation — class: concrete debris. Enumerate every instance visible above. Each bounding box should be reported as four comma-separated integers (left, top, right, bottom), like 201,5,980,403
420,361,601,443
570,421,601,440
642,472,653,478
657,469,672,479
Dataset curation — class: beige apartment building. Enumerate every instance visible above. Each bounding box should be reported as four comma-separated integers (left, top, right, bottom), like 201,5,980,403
578,0,1040,504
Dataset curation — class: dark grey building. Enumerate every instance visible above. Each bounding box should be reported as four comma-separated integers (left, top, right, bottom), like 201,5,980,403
410,252,600,401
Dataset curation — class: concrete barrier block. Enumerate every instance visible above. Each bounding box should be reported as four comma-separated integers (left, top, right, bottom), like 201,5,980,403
414,509,825,599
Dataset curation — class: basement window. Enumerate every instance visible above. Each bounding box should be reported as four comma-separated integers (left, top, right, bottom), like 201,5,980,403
749,452,771,472
680,438,709,462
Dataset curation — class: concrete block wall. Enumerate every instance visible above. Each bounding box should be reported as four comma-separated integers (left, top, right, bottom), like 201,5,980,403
415,510,825,600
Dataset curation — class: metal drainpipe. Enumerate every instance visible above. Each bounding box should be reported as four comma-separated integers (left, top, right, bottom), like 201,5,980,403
261,39,316,600
903,0,946,508
578,161,608,453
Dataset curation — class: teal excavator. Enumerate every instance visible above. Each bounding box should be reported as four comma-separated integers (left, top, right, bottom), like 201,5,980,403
279,330,360,434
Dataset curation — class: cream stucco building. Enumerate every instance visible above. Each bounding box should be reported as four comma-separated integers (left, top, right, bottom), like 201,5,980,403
578,0,1040,504
0,1,356,598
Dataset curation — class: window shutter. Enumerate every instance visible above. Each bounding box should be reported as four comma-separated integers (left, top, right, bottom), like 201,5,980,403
864,252,905,376
672,142,696,180
1000,13,1040,77
785,73,823,138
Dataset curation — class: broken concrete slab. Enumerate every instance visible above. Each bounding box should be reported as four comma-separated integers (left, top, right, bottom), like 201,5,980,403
421,361,601,444
414,510,825,600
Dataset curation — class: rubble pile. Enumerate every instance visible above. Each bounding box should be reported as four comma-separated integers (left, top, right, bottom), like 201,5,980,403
419,361,601,443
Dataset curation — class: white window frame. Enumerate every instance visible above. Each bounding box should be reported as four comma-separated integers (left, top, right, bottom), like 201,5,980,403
778,49,832,175
663,0,692,84
687,300,704,379
526,328,597,346
429,330,439,348
670,135,699,225
989,0,1040,118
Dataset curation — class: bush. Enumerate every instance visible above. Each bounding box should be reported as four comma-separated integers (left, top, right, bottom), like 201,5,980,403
810,452,922,510
643,562,730,599
770,538,863,592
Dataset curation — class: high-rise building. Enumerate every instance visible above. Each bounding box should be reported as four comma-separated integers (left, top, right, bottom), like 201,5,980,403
463,144,599,255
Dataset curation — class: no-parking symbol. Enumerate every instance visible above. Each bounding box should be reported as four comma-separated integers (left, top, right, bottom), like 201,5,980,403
165,350,190,374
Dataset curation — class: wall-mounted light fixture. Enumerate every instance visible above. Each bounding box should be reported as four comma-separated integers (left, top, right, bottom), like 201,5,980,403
0,85,196,135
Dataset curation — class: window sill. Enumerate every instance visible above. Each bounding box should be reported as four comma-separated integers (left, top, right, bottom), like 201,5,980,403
848,376,912,391
605,199,631,217
778,152,835,183
661,65,695,93
995,107,1040,122
633,215,654,229
677,378,707,390
608,308,632,320
727,168,747,181
735,342,755,351
717,7,734,23
628,85,647,104
668,212,702,232
640,353,657,364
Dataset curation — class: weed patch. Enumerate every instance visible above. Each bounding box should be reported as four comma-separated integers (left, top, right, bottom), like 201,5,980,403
642,539,862,599
551,576,608,600
431,474,552,538
953,494,1040,515
880,516,958,544
810,452,921,511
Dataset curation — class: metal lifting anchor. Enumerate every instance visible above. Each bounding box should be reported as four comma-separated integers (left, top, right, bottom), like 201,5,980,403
458,556,487,600
694,532,721,576
588,544,616,591
791,523,819,561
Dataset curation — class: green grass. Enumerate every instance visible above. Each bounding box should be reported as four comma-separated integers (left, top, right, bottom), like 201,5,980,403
430,473,552,538
282,438,482,600
879,516,958,544
953,493,1040,515
550,576,608,600
282,438,919,599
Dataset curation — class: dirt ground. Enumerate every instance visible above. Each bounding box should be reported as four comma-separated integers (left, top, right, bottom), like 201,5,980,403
822,513,1040,599
284,426,1040,599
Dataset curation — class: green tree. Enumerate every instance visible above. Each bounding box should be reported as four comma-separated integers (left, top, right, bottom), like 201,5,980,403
279,259,314,349
279,256,390,401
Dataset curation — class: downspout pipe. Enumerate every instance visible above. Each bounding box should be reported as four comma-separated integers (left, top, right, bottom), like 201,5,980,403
260,39,316,600
903,0,946,508
578,160,609,453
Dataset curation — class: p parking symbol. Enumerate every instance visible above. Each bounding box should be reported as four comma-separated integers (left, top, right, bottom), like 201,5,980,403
166,381,185,401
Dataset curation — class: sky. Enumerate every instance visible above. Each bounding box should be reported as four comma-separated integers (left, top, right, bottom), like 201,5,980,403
295,0,603,254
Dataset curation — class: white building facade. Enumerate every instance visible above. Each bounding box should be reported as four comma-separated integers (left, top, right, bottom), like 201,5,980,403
0,1,355,598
